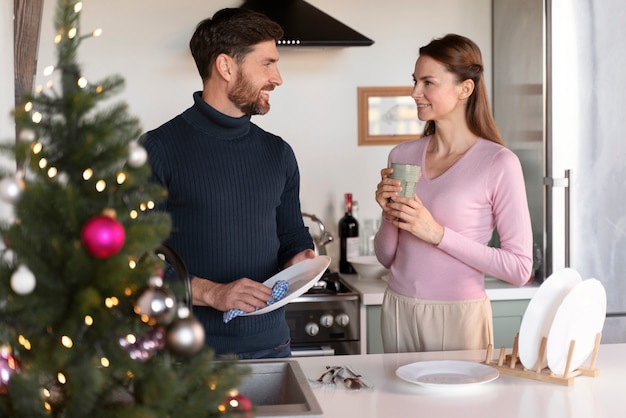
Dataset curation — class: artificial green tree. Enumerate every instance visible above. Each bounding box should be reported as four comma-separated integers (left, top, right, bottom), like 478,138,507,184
0,1,245,417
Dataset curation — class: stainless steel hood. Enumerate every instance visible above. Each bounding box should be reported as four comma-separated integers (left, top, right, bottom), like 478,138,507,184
241,0,374,47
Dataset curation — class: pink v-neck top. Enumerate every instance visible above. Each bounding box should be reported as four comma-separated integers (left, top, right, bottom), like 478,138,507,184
374,136,533,300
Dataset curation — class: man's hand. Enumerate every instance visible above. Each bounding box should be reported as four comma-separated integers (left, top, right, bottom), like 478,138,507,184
190,249,315,312
191,277,272,312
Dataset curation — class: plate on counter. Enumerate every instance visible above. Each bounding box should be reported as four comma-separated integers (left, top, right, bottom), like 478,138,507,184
546,278,606,375
395,360,499,388
238,255,331,316
518,268,582,370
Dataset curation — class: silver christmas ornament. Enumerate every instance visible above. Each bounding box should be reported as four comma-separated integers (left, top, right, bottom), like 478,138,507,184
135,287,176,324
166,313,205,355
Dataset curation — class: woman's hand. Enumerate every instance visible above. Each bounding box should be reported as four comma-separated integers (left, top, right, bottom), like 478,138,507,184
375,167,402,222
385,194,445,246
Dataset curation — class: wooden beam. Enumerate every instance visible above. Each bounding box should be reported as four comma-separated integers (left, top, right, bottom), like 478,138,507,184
14,0,44,109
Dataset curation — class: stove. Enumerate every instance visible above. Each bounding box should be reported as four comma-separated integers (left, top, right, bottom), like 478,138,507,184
285,271,361,356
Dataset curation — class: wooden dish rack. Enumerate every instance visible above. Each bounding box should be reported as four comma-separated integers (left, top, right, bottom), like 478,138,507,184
483,332,602,386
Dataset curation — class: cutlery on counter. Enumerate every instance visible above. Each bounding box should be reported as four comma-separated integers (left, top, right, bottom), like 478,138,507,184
309,365,373,390
309,366,344,386
345,364,373,388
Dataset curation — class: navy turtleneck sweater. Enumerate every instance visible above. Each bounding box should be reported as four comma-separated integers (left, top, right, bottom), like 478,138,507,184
141,92,313,356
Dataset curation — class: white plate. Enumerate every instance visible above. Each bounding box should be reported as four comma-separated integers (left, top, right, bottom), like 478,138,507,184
238,255,331,316
395,360,499,388
518,268,582,370
546,278,606,375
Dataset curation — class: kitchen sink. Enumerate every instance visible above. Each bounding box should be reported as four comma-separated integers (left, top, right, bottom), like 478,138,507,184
237,360,322,418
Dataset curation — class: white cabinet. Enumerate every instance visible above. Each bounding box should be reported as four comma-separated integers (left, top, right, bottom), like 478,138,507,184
491,299,531,348
366,305,383,354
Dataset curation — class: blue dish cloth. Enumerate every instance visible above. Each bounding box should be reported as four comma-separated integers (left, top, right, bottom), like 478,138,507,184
223,280,289,323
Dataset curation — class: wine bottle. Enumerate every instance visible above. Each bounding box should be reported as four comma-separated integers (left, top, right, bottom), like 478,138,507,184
339,193,359,274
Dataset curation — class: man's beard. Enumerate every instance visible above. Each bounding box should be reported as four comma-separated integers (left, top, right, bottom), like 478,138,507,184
229,71,272,116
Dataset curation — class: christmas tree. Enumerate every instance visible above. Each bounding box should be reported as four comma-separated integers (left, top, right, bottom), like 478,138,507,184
0,1,248,416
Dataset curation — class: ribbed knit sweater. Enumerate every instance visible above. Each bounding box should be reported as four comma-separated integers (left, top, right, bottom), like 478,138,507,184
141,92,313,355
375,136,533,300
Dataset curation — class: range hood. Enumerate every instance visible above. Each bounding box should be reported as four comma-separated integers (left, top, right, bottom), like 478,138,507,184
241,0,374,47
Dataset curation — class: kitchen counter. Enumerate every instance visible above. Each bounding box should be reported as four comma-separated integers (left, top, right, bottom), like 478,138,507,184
295,343,625,418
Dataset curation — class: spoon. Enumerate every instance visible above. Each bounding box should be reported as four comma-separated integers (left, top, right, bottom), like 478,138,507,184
339,368,364,390
346,365,373,388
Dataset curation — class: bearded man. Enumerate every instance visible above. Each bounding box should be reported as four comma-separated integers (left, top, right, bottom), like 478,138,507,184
141,8,315,359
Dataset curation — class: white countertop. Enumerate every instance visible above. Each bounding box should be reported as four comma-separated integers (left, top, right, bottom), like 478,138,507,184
296,343,626,418
341,274,539,305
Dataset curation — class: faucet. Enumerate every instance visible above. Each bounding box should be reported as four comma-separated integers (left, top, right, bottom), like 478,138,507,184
302,212,334,255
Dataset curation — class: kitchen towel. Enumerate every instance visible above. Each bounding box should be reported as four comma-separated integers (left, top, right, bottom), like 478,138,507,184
223,280,289,323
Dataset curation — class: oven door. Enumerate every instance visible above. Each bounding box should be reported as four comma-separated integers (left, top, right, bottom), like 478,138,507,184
285,293,361,357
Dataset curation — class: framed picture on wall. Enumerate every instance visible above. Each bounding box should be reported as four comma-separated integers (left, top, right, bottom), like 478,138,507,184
357,86,424,146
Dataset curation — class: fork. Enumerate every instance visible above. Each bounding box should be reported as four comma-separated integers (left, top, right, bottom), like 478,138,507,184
309,366,344,386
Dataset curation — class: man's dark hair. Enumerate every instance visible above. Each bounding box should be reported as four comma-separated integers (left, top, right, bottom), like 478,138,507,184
190,8,284,81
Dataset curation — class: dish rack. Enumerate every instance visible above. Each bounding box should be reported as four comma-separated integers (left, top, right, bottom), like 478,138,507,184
483,332,601,386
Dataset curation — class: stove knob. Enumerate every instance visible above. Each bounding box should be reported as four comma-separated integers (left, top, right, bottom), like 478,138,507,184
305,322,319,336
335,313,350,327
320,314,334,328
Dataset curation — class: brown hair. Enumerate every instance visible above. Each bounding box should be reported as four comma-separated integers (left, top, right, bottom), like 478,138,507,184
419,34,503,145
189,8,284,81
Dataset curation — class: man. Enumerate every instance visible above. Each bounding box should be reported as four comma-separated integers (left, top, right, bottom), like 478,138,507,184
141,8,315,359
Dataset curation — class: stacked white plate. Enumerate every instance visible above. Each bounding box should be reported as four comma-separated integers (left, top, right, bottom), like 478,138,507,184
518,268,607,375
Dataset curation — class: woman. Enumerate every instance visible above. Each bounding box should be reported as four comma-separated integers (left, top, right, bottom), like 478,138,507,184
374,34,533,353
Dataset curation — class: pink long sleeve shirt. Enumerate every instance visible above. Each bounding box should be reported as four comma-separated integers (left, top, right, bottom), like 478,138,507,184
374,136,533,301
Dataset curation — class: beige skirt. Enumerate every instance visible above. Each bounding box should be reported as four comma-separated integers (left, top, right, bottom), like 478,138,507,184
381,288,494,353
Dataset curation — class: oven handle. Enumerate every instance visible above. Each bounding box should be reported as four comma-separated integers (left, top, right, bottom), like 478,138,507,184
293,294,360,303
290,345,335,357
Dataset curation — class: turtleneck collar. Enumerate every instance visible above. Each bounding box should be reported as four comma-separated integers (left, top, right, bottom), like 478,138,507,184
181,91,251,139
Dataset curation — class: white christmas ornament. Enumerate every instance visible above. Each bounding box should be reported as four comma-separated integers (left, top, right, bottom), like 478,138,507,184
128,143,148,168
0,177,25,204
10,265,36,295
18,128,36,142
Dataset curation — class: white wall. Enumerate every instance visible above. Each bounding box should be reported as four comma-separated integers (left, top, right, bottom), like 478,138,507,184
25,0,492,266
0,1,14,139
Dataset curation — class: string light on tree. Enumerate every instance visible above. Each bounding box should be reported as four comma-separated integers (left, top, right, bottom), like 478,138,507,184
0,1,243,414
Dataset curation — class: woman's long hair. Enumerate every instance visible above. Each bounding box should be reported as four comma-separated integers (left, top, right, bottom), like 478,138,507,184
419,34,503,146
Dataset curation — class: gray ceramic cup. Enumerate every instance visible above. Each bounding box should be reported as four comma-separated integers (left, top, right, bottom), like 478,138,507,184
390,163,421,198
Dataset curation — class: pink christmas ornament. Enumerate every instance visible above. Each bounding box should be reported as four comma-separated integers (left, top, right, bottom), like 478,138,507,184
0,350,20,395
81,215,125,258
